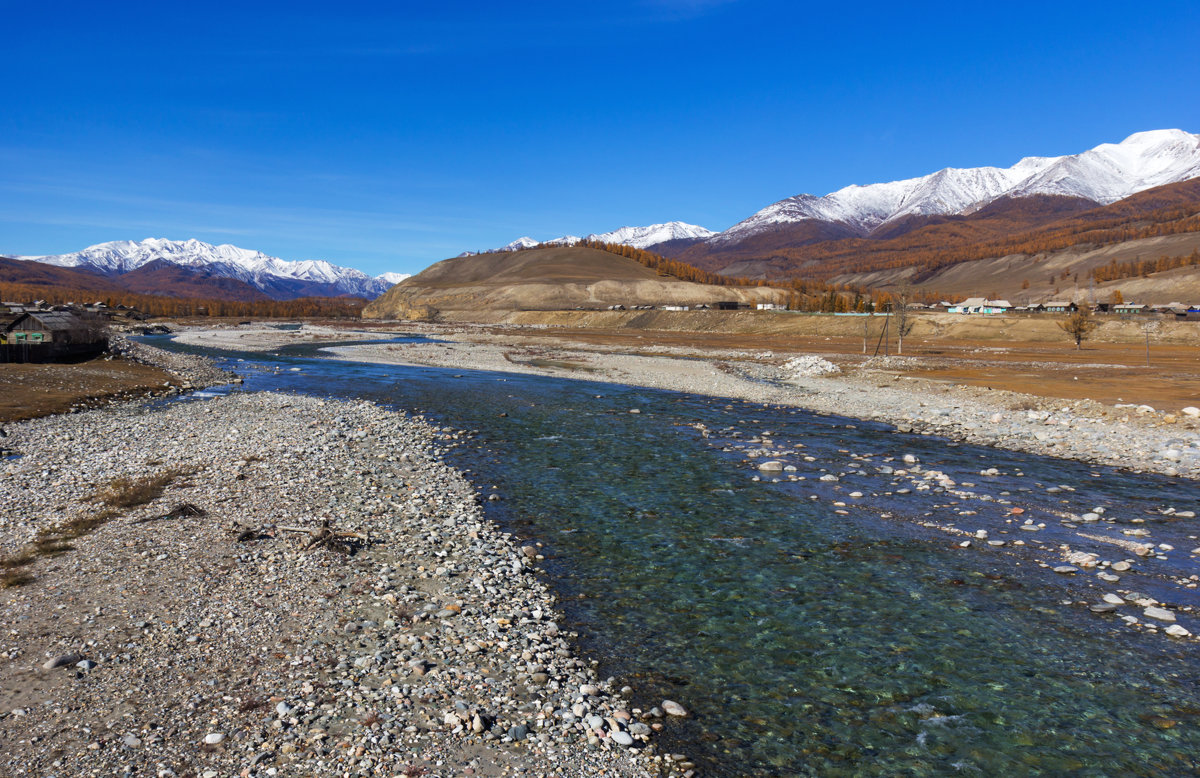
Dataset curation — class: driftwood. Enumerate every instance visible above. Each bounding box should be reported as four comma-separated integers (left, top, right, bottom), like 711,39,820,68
135,502,207,524
278,521,369,554
229,521,273,542
228,519,368,554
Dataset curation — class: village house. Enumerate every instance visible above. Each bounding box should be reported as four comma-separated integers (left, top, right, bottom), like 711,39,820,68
1,311,107,362
947,297,1012,314
1042,301,1079,313
1113,303,1147,315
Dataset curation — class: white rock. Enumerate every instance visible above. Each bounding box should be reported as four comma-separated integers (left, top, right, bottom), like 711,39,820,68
1144,606,1176,622
203,733,225,745
1182,406,1200,417
1165,624,1191,637
661,700,689,717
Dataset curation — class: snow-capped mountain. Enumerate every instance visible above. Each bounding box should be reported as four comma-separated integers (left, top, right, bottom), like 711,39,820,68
485,222,714,254
16,238,408,300
717,129,1200,241
588,222,716,248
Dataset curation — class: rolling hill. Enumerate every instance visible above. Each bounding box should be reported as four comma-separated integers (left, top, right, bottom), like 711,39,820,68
362,245,787,320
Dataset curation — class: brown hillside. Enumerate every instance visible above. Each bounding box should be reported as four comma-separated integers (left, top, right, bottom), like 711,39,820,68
362,246,787,320
0,256,124,293
670,180,1200,282
118,259,270,302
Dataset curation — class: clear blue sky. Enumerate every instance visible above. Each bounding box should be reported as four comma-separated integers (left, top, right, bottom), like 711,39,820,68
3,0,1199,276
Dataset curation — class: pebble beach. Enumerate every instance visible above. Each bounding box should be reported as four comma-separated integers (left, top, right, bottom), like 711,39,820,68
0,340,671,777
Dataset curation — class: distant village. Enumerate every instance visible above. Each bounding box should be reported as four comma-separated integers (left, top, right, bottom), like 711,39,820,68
0,300,150,363
5,292,1199,364
605,297,1200,319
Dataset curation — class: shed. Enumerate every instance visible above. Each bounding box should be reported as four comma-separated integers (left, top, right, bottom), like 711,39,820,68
1113,303,1147,315
1,311,106,362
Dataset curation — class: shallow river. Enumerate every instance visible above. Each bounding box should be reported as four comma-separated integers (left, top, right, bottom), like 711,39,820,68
152,334,1200,776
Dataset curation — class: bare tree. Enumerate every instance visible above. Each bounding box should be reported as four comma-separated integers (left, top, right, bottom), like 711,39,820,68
1058,308,1098,349
891,287,916,355
1141,316,1161,367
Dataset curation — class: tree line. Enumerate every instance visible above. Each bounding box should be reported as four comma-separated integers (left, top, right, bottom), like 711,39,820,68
1090,249,1200,283
0,282,366,319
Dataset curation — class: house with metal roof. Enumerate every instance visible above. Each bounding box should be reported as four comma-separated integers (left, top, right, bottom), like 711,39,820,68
1,311,107,362
947,297,1013,314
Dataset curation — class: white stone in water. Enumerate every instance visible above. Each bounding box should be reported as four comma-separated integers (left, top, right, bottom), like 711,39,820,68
757,460,784,472
1165,624,1191,637
902,454,918,464
1102,594,1126,605
1111,561,1132,572
1144,606,1176,622
203,733,225,745
1080,513,1100,522
661,700,689,717
1053,566,1078,574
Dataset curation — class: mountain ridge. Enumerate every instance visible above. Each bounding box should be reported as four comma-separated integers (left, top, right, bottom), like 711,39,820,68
14,238,410,301
479,130,1200,261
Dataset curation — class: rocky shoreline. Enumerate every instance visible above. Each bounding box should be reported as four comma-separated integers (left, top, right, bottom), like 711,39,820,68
295,327,1200,482
108,332,241,390
0,342,681,777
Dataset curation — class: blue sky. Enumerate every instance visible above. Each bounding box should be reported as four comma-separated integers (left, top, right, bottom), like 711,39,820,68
3,1,1199,276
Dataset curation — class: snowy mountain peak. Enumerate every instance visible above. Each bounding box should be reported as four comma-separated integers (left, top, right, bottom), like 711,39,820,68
719,129,1200,241
16,238,406,300
587,221,716,248
487,222,714,254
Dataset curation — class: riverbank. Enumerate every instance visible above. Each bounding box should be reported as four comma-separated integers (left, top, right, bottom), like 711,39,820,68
0,389,668,777
174,323,1200,481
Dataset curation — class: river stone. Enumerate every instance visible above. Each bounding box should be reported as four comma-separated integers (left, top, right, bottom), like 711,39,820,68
1144,606,1176,622
41,653,82,670
611,730,634,746
662,700,689,717
1182,406,1200,417
1165,624,1191,637
1053,566,1078,574
757,460,784,472
579,683,600,697
1102,594,1126,605
1111,561,1132,572
203,732,226,745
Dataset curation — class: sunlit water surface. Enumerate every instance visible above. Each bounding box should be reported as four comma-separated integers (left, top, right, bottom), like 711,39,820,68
148,336,1200,777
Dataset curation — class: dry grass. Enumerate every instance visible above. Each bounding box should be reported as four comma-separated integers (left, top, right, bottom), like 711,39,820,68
0,358,178,423
1,467,191,587
95,468,190,509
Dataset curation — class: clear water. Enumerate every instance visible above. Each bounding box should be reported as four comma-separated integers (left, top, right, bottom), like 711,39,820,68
147,336,1200,776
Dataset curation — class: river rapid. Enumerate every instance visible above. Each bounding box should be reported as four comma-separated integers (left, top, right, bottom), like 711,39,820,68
150,334,1200,777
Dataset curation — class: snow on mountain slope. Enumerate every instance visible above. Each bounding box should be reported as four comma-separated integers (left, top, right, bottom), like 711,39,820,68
587,221,716,248
488,222,714,254
17,238,405,299
717,129,1200,242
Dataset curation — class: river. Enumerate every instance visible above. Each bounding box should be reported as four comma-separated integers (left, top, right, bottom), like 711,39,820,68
149,333,1200,777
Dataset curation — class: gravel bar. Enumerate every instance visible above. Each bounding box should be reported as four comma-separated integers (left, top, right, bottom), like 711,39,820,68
0,392,668,777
